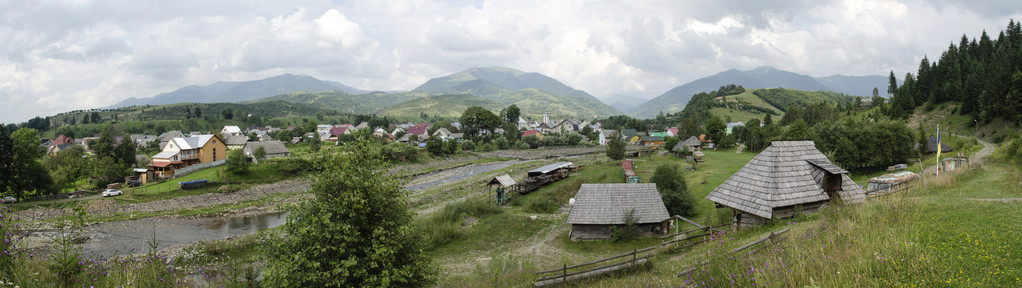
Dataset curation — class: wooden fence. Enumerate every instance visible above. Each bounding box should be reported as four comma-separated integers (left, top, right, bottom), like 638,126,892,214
676,228,790,277
533,246,656,287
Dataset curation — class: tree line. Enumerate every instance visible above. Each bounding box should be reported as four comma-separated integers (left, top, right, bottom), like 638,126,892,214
886,19,1022,122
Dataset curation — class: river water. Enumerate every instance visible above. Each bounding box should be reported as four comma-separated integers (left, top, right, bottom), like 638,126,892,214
51,212,290,258
60,158,545,258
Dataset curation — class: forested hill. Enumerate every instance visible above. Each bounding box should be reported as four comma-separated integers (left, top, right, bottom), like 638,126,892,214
887,19,1022,123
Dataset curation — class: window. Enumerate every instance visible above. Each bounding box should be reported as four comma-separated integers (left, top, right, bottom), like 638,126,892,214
213,148,217,160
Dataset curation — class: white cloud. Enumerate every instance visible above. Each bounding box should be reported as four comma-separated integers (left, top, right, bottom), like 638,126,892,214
2,0,1022,123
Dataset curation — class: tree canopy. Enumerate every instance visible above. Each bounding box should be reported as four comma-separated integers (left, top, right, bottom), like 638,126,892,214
263,141,436,287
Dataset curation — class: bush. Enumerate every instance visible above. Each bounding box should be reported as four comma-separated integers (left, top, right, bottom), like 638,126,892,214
461,140,476,151
610,209,640,242
517,142,531,150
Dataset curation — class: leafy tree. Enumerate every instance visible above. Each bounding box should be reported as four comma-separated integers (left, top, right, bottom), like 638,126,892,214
90,156,126,189
0,127,13,195
522,135,540,149
308,134,322,154
704,115,726,145
221,108,234,120
11,128,54,199
44,146,91,190
763,114,772,126
460,106,500,138
226,148,249,175
90,112,101,124
606,131,625,160
504,104,520,124
663,136,680,152
782,119,811,140
248,132,258,142
92,125,116,159
263,141,436,287
426,137,444,156
651,163,695,217
254,146,267,162
194,107,201,118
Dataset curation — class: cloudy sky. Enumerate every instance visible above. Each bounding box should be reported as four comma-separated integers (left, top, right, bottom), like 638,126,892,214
2,0,1021,124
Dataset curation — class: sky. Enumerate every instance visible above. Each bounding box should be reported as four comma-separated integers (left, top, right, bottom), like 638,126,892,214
2,0,1021,124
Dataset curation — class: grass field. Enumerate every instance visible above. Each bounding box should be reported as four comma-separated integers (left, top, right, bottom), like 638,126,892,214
527,152,1022,287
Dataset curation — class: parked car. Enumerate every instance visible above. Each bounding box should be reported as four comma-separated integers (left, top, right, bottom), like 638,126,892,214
102,189,123,197
1,196,16,203
126,180,141,187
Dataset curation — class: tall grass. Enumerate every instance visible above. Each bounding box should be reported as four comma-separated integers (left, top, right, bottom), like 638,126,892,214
681,163,1022,287
417,198,502,250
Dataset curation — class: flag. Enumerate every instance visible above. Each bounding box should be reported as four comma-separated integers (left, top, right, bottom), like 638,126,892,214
936,126,941,160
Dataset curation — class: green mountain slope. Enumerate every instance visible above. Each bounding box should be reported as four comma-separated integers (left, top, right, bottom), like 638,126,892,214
413,67,623,119
377,94,503,118
257,91,426,115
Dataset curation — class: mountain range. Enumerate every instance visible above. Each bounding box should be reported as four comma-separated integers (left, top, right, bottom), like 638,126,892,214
111,74,367,107
107,66,891,120
627,66,892,118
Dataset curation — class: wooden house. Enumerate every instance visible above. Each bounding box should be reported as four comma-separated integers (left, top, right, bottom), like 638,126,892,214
149,135,226,178
926,136,953,154
706,141,866,229
224,135,249,150
567,183,671,240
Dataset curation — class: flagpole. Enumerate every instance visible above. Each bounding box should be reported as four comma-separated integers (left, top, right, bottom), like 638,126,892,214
936,125,940,177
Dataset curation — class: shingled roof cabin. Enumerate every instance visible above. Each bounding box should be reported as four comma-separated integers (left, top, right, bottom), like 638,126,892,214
706,141,866,229
567,183,671,240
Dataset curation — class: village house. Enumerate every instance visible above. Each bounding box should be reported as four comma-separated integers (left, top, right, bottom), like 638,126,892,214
567,183,672,240
149,135,227,178
242,141,290,163
224,135,249,150
706,141,866,229
521,130,544,141
640,135,665,147
598,129,615,145
666,127,679,137
725,122,745,135
221,126,243,136
326,126,350,142
432,128,455,141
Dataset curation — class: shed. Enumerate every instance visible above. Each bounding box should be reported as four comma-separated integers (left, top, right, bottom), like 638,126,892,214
527,162,573,178
567,183,671,240
488,174,517,205
706,141,866,229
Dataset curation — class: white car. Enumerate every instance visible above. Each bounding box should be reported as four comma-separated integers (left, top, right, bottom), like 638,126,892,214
102,189,123,197
1,196,16,203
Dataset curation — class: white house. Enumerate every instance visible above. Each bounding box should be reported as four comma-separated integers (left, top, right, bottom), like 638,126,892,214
221,126,242,136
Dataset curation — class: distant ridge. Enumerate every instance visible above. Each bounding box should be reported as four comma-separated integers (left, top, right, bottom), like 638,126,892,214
629,66,892,118
413,67,623,119
108,74,367,108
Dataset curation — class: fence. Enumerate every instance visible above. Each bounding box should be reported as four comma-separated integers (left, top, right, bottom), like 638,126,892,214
676,228,790,277
533,246,656,287
173,159,226,178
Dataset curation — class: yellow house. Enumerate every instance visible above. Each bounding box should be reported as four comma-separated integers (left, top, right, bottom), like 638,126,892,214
150,135,227,177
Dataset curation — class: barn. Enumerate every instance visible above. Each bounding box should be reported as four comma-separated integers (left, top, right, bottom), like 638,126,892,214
567,183,671,240
706,141,866,229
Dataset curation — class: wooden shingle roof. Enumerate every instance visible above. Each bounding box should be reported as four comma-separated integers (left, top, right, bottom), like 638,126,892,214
705,141,865,219
567,183,671,225
488,174,516,187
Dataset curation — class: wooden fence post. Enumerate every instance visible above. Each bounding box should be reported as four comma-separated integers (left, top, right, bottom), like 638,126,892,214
562,264,567,282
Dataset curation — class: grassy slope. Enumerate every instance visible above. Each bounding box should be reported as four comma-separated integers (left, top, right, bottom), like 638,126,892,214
550,152,1021,288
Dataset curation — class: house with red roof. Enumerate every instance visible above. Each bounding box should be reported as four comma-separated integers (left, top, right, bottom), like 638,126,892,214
521,130,544,141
